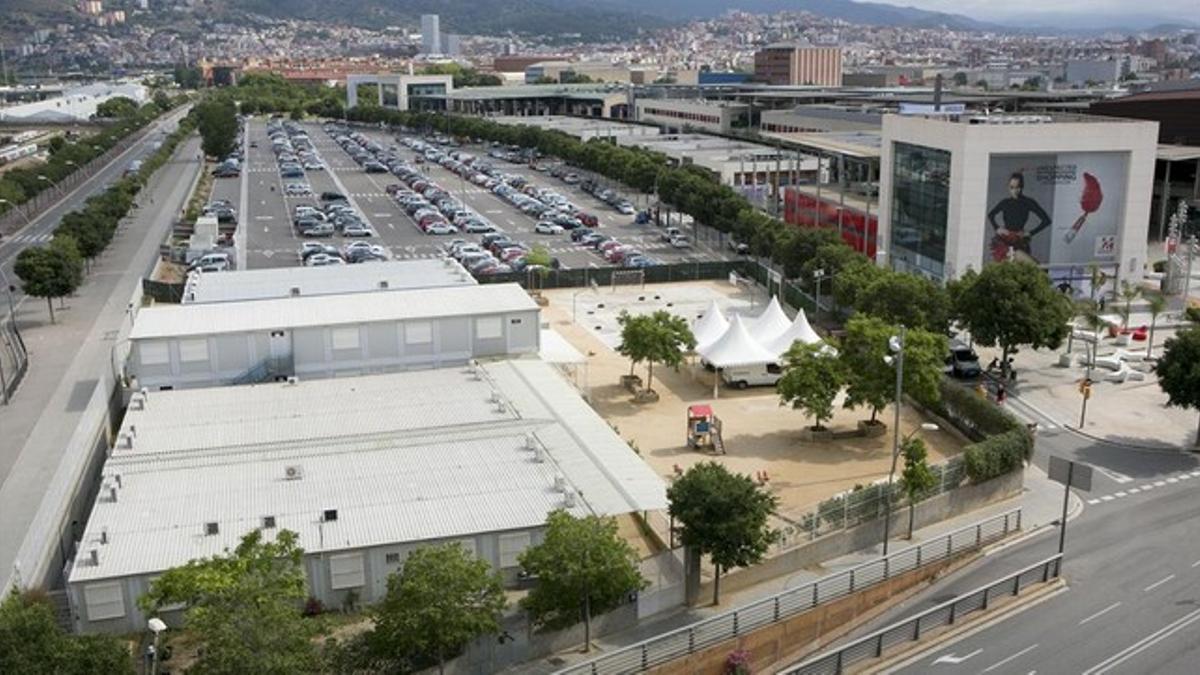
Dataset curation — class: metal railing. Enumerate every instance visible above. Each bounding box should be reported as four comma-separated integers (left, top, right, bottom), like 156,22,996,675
782,553,1064,675
555,508,1021,675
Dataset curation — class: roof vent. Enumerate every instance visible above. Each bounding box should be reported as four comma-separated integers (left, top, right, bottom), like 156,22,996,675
563,488,577,508
89,548,99,566
283,465,303,480
496,400,507,414
525,434,537,450
119,434,133,449
290,286,301,297
490,390,501,403
379,280,389,289
286,376,298,386
554,474,566,492
100,528,109,545
205,522,219,536
532,445,545,463
109,486,118,503
113,473,122,488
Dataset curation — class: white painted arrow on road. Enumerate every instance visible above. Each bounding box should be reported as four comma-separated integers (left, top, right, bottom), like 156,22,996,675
933,649,982,665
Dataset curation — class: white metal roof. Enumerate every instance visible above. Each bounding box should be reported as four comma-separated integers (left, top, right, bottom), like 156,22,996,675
183,259,475,304
130,283,537,340
69,359,666,583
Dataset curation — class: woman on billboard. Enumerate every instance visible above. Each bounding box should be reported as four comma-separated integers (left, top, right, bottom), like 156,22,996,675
987,172,1052,263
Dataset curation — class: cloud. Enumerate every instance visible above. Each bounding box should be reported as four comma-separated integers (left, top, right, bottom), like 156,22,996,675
885,0,1191,20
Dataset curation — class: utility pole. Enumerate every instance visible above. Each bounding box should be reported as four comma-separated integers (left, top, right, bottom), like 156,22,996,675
1184,235,1196,312
881,326,906,556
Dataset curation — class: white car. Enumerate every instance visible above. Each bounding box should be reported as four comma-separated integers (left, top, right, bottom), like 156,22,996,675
305,253,344,266
534,221,564,235
285,183,312,196
669,235,692,249
342,223,374,237
344,242,387,257
425,222,458,235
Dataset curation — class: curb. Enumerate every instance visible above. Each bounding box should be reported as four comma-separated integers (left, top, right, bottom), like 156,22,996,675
872,578,1069,674
1061,423,1190,454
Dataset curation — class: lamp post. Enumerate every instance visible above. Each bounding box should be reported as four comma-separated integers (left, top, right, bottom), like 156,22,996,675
147,617,167,675
881,326,906,556
812,268,833,321
0,198,31,227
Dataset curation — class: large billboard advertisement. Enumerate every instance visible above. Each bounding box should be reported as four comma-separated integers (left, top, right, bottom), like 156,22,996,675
984,153,1126,266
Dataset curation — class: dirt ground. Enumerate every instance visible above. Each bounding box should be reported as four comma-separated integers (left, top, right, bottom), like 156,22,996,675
541,281,967,522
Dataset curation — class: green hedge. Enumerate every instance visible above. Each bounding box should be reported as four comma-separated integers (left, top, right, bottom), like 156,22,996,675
931,380,1033,484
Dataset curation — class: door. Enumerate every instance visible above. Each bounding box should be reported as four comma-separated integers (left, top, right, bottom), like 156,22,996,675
268,330,293,376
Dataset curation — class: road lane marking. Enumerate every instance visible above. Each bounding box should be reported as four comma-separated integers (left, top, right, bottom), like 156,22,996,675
1191,559,1200,568
1154,480,1167,487
982,644,1038,672
1144,574,1175,592
1087,499,1100,505
1192,470,1200,477
1095,467,1133,483
1140,484,1154,491
1180,474,1192,480
1166,477,1179,483
932,649,981,665
1080,602,1122,625
1101,495,1114,501
1082,605,1200,675
1114,491,1127,498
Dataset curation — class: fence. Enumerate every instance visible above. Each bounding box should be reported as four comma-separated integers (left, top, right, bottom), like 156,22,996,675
555,508,1021,675
782,553,1063,674
773,456,967,551
0,319,27,404
476,259,749,289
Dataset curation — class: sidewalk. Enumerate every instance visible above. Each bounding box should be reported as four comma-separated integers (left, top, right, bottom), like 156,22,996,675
507,464,1072,674
0,136,202,591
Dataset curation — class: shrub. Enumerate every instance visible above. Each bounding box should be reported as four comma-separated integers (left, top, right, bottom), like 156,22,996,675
963,428,1033,483
302,596,324,617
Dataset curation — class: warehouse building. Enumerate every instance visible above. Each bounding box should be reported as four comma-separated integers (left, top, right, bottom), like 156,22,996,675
67,358,668,634
181,258,476,304
125,283,540,390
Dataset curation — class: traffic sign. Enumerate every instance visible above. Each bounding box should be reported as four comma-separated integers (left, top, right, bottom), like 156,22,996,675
1049,455,1092,492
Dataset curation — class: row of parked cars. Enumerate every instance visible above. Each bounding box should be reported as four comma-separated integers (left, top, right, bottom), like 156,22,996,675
267,118,323,180
297,240,389,267
564,227,661,268
291,194,375,239
442,234,554,277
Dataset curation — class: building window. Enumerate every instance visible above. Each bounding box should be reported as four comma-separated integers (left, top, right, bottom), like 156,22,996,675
178,339,209,363
331,327,360,351
262,516,276,529
499,531,532,568
890,142,950,280
385,552,402,565
83,581,126,621
475,316,502,340
405,321,432,345
139,341,169,366
329,552,365,590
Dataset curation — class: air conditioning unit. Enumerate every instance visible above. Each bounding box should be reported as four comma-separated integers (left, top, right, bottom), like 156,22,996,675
290,287,301,297
554,474,566,492
286,376,299,386
525,434,537,450
283,465,304,480
563,488,577,508
89,548,99,566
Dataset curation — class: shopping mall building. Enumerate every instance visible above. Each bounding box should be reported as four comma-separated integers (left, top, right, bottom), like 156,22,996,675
877,114,1159,294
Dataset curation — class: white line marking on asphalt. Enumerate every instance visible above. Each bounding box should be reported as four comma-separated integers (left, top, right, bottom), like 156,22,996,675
386,222,395,229
1095,467,1133,483
1080,602,1122,625
1088,499,1100,505
1082,605,1200,675
1154,480,1167,487
1167,477,1179,483
1180,474,1192,480
1101,495,1115,501
982,644,1038,672
1115,491,1127,498
1141,484,1155,491
1128,488,1140,494
1144,574,1176,592
1192,560,1200,568
1192,470,1200,477
373,213,390,217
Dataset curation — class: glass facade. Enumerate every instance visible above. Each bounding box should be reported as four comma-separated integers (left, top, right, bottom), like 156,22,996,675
890,142,950,280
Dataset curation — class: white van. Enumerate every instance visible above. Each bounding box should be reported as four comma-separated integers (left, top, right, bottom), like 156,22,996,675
721,363,784,389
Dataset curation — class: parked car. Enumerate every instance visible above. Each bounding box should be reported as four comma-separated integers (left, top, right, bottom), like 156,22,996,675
661,227,683,242
425,222,458,235
945,340,982,378
342,223,374,237
669,235,691,249
534,221,564,235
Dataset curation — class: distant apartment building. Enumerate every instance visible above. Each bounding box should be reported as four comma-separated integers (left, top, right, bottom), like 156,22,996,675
420,14,440,55
753,43,843,87
492,55,570,74
1065,59,1121,86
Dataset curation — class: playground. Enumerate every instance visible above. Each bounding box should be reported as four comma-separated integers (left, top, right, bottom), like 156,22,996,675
540,280,969,521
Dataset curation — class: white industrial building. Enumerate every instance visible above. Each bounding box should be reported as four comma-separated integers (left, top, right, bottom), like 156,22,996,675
491,114,661,142
67,358,668,634
182,259,476,304
0,82,148,123
634,98,750,135
345,73,453,111
125,283,540,390
616,133,819,189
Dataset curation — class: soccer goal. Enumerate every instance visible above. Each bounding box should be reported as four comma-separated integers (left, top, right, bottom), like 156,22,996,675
610,269,645,292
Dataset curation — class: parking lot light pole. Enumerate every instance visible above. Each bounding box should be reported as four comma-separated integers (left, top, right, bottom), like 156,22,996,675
881,326,906,556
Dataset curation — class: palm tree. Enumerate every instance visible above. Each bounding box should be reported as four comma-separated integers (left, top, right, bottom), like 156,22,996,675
1079,301,1107,377
1146,294,1168,359
1119,281,1141,330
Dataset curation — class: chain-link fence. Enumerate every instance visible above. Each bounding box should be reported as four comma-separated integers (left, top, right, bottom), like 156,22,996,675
0,319,27,404
783,553,1063,675
476,259,749,289
773,456,967,551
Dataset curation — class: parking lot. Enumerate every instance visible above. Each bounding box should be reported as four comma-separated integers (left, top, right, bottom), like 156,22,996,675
232,117,735,272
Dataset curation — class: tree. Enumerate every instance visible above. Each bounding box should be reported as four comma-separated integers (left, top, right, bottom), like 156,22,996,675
954,262,1074,379
832,257,886,310
855,271,951,334
519,511,645,651
13,238,83,323
952,71,968,86
667,463,778,605
194,100,238,159
370,543,506,673
0,589,133,675
1146,294,1167,358
153,89,172,111
777,341,843,431
1118,280,1141,329
1155,326,1200,446
95,96,139,118
615,310,695,392
140,529,321,675
838,316,946,424
899,437,937,538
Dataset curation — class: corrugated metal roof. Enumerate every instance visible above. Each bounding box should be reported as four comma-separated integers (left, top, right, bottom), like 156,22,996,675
183,259,476,304
70,360,667,583
130,283,537,340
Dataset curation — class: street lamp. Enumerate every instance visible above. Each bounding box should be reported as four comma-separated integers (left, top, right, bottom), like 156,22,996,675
147,617,167,675
0,198,31,227
812,268,833,321
881,325,906,556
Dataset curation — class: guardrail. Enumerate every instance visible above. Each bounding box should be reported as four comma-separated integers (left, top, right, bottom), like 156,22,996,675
782,553,1064,674
556,508,1021,675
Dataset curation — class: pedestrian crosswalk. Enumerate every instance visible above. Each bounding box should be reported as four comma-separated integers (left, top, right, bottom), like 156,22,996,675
3,232,53,245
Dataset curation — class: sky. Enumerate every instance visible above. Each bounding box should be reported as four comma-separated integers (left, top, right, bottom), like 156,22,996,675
879,0,1193,21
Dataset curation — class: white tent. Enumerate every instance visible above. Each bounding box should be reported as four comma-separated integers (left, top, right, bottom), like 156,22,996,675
699,314,780,368
745,296,791,344
693,300,730,351
764,308,823,357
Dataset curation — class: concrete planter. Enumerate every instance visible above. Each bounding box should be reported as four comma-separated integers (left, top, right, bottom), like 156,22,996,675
857,420,887,437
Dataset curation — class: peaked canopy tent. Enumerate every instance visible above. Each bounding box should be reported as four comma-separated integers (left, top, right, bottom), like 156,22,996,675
745,296,791,344
697,314,781,397
763,308,823,357
693,299,730,352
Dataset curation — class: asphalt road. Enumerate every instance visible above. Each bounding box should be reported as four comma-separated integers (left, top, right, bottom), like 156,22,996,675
0,106,192,320
236,118,732,271
810,425,1200,674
